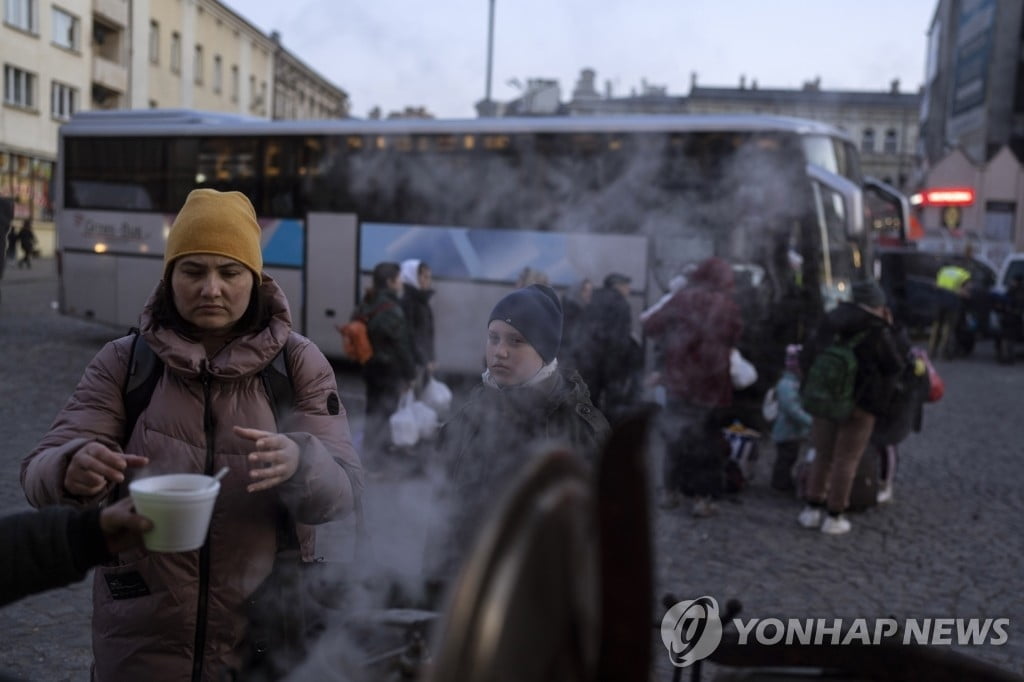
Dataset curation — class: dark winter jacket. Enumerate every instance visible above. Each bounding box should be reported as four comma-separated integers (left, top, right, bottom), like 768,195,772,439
642,258,743,408
559,292,588,371
16,223,34,251
359,289,416,383
575,286,639,384
871,325,928,446
21,276,362,682
801,301,906,418
400,284,436,367
1,506,110,608
435,368,610,566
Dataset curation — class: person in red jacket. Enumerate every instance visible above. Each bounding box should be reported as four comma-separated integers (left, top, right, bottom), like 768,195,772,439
642,257,742,517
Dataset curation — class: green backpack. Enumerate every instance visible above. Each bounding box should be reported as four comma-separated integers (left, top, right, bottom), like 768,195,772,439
800,330,869,421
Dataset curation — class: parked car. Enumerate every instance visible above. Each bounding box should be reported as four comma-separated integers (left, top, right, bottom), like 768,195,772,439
875,246,997,352
994,251,1024,293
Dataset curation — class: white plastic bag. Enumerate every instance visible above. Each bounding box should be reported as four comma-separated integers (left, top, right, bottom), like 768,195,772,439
730,348,758,390
421,376,453,416
389,390,419,447
410,399,439,440
761,387,779,422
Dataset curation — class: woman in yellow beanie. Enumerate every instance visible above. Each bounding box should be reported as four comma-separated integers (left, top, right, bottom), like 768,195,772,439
21,189,363,681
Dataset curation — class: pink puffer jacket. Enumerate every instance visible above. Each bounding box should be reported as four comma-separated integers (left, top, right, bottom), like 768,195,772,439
20,276,362,681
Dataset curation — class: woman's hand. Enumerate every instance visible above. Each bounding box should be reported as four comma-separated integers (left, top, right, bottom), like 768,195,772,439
64,443,149,497
234,426,300,493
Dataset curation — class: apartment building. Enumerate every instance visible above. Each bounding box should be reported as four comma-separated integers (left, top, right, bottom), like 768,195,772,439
135,0,274,114
1,0,348,253
1,0,91,231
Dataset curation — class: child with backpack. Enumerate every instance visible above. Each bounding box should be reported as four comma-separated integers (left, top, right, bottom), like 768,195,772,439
769,344,813,493
795,280,905,535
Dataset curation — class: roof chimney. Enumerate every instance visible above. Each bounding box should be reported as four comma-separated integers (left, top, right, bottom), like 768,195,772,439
890,78,900,94
740,74,746,90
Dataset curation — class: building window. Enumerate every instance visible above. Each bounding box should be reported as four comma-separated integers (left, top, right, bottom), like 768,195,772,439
4,0,36,33
861,128,875,153
230,64,239,102
170,31,181,73
4,64,36,108
984,201,1016,243
51,7,78,50
260,81,267,114
50,80,76,119
212,55,222,93
249,74,257,109
194,45,203,84
884,129,898,154
149,20,159,64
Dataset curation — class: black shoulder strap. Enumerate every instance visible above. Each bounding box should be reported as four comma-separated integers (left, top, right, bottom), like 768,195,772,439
122,331,297,445
123,329,162,447
260,338,295,428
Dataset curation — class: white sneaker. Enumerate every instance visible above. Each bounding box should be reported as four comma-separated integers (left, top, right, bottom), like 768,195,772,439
821,515,852,535
797,506,822,529
877,485,893,504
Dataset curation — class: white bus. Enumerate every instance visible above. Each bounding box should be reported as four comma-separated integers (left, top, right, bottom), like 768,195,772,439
55,109,906,376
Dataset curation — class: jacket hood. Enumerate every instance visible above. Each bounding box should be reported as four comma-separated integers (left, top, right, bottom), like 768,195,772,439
137,275,293,379
831,300,885,334
400,259,421,289
689,257,734,291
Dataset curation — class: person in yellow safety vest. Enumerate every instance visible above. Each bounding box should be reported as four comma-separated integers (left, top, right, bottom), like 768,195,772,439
929,263,971,359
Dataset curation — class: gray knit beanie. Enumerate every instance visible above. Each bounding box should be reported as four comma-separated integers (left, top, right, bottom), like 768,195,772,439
851,280,887,308
488,284,563,363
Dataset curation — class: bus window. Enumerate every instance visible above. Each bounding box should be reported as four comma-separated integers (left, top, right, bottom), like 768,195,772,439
812,180,858,302
195,137,260,201
802,135,862,185
65,137,169,211
262,136,312,217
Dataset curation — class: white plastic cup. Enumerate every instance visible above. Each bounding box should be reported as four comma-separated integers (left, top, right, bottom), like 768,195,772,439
129,473,221,552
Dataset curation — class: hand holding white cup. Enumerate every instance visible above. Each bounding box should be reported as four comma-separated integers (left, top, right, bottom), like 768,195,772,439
128,473,223,552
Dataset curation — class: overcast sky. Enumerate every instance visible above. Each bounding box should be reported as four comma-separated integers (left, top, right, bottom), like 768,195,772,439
229,0,937,119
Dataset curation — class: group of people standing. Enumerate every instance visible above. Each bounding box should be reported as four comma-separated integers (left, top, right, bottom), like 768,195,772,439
0,201,37,302
2,185,936,680
4,216,37,269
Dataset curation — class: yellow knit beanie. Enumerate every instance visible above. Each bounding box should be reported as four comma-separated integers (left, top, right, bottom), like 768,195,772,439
164,189,263,278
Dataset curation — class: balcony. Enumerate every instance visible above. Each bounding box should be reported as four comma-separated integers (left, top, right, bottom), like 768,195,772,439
93,0,128,27
92,55,127,93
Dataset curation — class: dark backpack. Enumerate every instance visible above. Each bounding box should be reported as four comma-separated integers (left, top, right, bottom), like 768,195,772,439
122,330,293,445
800,330,869,421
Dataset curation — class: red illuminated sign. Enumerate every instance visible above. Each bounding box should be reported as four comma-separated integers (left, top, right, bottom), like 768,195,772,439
910,187,976,206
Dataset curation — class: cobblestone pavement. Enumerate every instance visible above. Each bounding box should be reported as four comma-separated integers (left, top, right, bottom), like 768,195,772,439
1,261,1021,680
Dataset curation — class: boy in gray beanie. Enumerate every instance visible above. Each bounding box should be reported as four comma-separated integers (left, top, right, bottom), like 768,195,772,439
429,283,610,588
488,284,563,371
